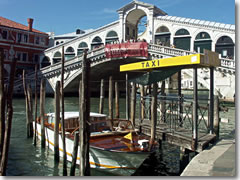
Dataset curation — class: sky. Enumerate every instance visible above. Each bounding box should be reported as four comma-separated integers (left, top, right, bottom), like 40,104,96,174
0,0,236,35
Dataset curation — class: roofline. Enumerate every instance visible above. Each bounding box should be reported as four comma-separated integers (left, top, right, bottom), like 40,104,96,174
45,20,119,52
0,24,49,36
155,15,235,32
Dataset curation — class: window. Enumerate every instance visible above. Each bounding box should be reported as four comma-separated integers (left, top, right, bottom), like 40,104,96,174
16,52,21,61
40,37,45,45
34,54,39,63
16,52,28,62
222,50,227,57
17,33,22,43
2,30,8,39
23,34,28,43
3,50,8,60
22,53,27,61
35,36,40,44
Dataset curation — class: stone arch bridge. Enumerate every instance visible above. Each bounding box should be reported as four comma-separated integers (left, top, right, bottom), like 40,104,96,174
14,42,235,101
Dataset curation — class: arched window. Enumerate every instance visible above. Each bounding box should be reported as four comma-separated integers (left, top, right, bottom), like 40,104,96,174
77,42,88,55
175,29,190,36
91,36,103,50
215,36,234,58
65,46,75,60
53,51,61,64
194,32,212,53
195,32,211,40
174,29,191,51
105,31,119,44
156,26,170,33
155,26,171,46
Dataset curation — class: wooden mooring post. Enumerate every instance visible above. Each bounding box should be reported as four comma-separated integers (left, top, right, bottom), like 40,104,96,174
140,85,145,121
61,46,67,176
40,79,46,148
0,57,17,176
99,79,105,114
0,48,5,157
214,95,220,140
160,81,166,123
108,76,113,120
126,73,130,120
130,83,136,127
70,131,79,176
115,81,119,118
33,64,38,146
209,67,214,134
150,83,157,150
178,71,183,127
192,67,198,151
23,70,33,138
79,50,91,176
27,84,33,137
54,81,60,162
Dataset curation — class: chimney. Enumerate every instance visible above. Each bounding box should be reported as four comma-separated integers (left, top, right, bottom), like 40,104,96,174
27,18,34,32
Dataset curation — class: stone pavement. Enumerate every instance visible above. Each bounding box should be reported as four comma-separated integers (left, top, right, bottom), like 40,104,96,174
181,139,235,176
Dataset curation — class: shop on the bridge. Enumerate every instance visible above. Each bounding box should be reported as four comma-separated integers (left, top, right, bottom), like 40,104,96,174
194,32,212,53
173,29,191,51
215,36,235,58
155,26,171,46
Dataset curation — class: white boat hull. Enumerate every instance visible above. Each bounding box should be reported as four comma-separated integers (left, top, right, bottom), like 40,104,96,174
33,122,150,175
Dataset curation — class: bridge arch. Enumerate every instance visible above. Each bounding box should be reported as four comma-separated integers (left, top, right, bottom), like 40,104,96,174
65,46,75,60
155,25,171,46
215,35,234,58
53,51,61,64
194,31,212,53
77,42,88,55
125,8,147,41
91,36,103,50
41,56,51,68
173,28,191,51
105,30,119,44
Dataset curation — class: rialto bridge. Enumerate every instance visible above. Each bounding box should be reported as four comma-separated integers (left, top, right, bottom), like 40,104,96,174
16,0,235,101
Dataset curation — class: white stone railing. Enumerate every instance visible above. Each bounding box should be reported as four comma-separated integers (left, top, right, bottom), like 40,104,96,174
220,58,235,70
148,44,193,57
41,46,106,75
148,43,235,71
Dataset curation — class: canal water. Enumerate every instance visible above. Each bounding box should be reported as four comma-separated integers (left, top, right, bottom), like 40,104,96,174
6,94,235,176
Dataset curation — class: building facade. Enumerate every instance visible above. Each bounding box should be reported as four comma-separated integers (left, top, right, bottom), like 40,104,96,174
0,16,49,78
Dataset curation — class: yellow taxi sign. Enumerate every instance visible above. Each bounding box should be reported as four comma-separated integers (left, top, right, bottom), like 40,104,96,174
120,51,220,72
120,54,201,72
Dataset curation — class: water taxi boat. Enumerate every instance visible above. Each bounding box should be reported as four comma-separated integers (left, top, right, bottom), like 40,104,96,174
33,112,157,175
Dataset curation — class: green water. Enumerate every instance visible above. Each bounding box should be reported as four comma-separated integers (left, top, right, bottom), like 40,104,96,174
6,95,235,176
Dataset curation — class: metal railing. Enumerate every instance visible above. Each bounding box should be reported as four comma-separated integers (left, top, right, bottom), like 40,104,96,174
138,95,210,134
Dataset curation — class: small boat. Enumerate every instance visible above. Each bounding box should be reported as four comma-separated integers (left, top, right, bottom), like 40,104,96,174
34,112,157,176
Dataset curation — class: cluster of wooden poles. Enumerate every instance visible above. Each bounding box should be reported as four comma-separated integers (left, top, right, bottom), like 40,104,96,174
29,47,91,176
0,49,17,175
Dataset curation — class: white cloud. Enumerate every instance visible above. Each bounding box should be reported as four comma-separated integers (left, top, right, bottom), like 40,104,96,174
103,8,116,14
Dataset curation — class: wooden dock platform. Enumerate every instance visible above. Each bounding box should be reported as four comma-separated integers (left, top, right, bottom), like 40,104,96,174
137,121,216,153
